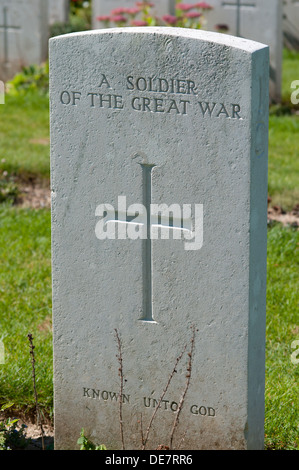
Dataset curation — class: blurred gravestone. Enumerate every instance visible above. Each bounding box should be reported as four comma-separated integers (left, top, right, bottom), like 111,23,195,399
0,0,48,81
283,0,299,50
201,0,283,102
49,0,69,25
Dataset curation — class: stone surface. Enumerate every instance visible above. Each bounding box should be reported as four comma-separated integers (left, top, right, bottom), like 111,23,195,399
49,0,69,25
283,0,299,49
201,0,283,102
92,0,175,28
0,0,48,81
50,27,269,450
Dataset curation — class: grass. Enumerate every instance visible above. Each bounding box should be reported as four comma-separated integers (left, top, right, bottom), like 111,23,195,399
282,48,299,103
0,206,52,413
0,93,50,180
265,224,299,450
0,49,298,449
268,115,299,210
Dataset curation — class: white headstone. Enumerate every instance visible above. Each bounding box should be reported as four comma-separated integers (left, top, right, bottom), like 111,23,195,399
201,0,283,103
92,0,175,28
50,27,269,450
49,0,69,25
0,0,48,82
283,0,299,49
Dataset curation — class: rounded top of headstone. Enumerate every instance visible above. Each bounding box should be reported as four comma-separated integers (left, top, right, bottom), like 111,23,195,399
50,26,269,54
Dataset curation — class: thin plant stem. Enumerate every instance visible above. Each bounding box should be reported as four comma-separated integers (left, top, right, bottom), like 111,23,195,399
27,333,45,450
141,344,187,450
114,329,125,450
169,326,196,450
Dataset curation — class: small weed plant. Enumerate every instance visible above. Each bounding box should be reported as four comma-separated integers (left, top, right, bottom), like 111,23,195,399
77,429,107,450
0,404,29,450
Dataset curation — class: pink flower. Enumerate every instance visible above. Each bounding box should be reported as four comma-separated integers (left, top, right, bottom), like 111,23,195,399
185,11,202,18
96,15,110,22
110,7,128,15
176,3,195,11
162,15,178,25
195,2,213,9
125,7,141,15
131,20,148,26
110,15,127,23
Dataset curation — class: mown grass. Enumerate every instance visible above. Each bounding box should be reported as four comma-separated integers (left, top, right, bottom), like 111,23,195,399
282,48,299,102
267,49,299,211
0,93,50,180
264,224,299,450
268,115,299,210
0,206,52,413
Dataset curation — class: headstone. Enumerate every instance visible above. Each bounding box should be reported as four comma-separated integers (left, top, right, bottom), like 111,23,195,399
50,27,269,450
201,0,283,103
49,0,69,25
283,0,299,49
92,0,175,28
0,0,48,82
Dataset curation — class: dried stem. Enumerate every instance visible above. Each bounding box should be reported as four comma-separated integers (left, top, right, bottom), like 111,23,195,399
141,343,187,451
169,326,196,450
139,412,144,446
114,329,125,450
27,333,45,450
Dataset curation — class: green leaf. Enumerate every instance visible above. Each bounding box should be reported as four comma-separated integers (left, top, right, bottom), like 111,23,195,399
1,403,14,412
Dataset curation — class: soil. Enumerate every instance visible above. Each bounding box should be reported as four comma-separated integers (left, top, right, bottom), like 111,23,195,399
19,420,54,451
267,202,299,228
1,410,54,450
16,180,51,209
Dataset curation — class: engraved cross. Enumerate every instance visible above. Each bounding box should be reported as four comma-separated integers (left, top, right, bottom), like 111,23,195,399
118,162,191,323
95,158,193,324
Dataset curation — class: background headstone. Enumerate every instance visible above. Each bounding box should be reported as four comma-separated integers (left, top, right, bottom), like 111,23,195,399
50,27,269,450
92,0,175,28
49,0,69,25
283,0,299,49
201,0,283,102
0,0,48,82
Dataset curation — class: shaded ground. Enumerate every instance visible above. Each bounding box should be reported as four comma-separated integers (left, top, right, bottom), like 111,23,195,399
21,420,54,450
1,410,54,450
267,204,299,228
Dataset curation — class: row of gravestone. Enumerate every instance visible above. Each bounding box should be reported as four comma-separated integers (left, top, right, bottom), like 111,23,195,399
0,0,299,101
0,0,69,82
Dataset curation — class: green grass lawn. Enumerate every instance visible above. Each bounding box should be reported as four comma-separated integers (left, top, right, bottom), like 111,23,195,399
265,224,299,450
0,50,298,449
282,49,299,103
268,115,299,210
0,206,52,413
268,49,299,210
0,93,50,180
